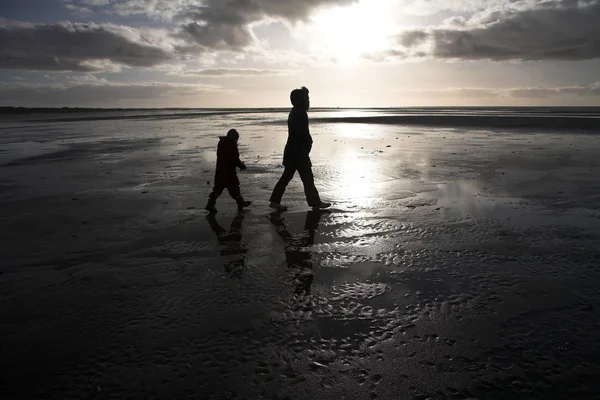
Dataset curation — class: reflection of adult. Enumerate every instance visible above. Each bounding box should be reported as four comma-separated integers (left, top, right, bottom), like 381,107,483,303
269,87,331,211
269,210,325,295
206,214,247,277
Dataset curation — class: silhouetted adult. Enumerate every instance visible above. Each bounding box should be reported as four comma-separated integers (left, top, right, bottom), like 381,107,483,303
269,87,331,211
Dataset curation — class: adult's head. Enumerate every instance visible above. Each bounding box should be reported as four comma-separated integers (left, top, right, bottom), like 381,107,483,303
290,86,310,111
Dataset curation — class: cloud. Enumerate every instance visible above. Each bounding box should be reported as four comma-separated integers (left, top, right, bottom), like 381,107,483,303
82,0,112,5
64,0,172,17
414,82,600,98
553,82,600,97
178,21,255,50
67,0,358,50
506,87,558,99
0,77,225,106
87,0,358,20
65,4,92,16
175,68,298,77
399,30,429,48
0,20,177,72
375,0,600,62
176,0,359,50
398,0,535,15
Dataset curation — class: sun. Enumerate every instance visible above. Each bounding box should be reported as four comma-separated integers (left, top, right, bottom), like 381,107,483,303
309,0,396,62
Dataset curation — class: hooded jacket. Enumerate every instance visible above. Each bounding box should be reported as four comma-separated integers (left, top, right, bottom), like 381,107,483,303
214,136,243,186
283,89,313,168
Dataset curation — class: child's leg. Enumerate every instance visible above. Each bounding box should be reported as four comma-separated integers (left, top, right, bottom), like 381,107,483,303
206,185,225,211
227,185,250,209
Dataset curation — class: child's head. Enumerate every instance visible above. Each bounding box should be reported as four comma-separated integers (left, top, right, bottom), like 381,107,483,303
226,129,239,144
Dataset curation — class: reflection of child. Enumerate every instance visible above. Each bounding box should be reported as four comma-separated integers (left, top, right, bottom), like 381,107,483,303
205,129,252,214
206,213,247,277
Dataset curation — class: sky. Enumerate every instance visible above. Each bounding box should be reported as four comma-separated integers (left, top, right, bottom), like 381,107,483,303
1,0,599,107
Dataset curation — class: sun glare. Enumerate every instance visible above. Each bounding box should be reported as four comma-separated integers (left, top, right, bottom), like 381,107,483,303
310,0,396,62
336,156,379,207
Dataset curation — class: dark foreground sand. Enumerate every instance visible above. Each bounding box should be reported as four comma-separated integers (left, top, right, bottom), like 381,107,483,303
1,110,600,399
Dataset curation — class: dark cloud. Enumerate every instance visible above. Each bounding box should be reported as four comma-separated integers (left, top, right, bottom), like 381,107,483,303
399,30,428,48
178,68,297,77
177,0,358,23
0,56,98,72
66,0,358,51
0,21,175,71
178,21,254,50
99,0,357,20
174,0,358,50
389,0,600,61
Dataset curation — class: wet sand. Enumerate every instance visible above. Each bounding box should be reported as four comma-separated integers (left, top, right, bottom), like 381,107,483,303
1,110,600,399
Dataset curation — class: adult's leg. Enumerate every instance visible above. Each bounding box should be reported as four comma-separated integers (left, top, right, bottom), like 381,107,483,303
269,167,296,204
297,163,321,207
206,185,225,209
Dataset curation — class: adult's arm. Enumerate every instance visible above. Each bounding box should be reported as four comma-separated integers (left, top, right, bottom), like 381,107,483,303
301,112,313,156
289,110,313,158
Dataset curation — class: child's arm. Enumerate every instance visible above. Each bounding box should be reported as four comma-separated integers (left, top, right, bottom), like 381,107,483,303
235,147,246,170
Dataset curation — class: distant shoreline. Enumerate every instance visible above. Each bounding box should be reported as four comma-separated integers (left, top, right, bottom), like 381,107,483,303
2,106,600,115
0,106,293,115
2,106,600,131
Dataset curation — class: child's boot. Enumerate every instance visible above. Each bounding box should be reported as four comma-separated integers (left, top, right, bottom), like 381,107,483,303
205,196,218,214
236,197,252,211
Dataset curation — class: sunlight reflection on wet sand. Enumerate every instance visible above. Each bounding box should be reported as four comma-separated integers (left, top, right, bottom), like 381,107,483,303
3,110,600,399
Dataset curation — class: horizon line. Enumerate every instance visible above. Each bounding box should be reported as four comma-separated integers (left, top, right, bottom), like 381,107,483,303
3,105,600,111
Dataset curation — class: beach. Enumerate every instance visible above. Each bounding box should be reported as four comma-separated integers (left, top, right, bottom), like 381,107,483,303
2,107,600,399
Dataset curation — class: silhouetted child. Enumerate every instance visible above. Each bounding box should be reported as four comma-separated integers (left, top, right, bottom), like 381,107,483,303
205,129,251,214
